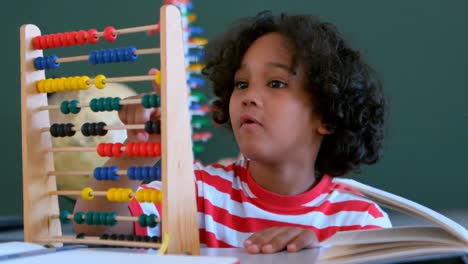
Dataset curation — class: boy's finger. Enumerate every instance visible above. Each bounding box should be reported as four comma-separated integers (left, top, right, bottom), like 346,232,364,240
286,230,318,252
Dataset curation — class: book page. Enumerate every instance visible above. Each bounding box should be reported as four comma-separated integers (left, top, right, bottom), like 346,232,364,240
333,178,468,243
0,242,45,257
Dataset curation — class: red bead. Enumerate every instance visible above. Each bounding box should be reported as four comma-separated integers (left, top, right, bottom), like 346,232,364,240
87,28,99,44
53,33,63,47
138,143,147,156
33,36,42,49
47,35,56,48
152,142,161,156
104,143,113,157
76,30,87,44
112,143,123,157
125,142,134,156
103,26,117,42
97,143,106,157
39,36,48,49
66,32,77,46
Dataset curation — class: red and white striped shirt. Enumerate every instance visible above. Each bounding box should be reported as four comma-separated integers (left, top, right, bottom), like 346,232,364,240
129,159,391,247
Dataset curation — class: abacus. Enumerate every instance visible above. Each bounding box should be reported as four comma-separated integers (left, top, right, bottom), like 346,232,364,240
20,5,199,255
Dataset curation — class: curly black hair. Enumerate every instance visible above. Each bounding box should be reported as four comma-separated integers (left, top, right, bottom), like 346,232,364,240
202,11,386,177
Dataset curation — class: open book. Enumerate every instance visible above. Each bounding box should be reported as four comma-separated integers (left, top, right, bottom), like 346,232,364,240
317,178,468,264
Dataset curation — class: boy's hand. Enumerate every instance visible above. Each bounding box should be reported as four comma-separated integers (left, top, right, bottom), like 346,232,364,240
118,68,161,142
243,227,319,254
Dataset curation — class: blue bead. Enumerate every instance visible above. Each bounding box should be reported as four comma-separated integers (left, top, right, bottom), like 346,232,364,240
150,166,161,181
190,103,201,110
34,57,45,70
93,167,102,180
102,49,111,63
189,26,203,35
47,55,60,69
187,76,205,86
117,48,126,61
128,166,136,180
135,166,142,180
142,167,149,180
95,50,104,64
89,51,98,64
109,49,118,63
127,47,138,62
109,166,119,181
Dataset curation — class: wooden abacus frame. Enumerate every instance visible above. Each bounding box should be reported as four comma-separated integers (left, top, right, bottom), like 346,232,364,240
20,5,200,255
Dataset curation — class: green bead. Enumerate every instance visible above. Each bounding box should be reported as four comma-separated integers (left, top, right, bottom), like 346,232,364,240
141,94,151,108
69,100,81,114
104,98,112,111
97,98,105,112
59,210,71,223
85,211,94,225
112,97,122,111
147,214,157,228
74,211,85,224
138,214,147,227
60,100,70,114
148,94,160,107
191,91,207,101
191,117,210,128
90,99,98,112
107,212,118,226
93,212,101,225
193,144,204,153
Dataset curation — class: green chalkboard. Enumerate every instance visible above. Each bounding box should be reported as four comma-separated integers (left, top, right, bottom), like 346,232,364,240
2,0,466,216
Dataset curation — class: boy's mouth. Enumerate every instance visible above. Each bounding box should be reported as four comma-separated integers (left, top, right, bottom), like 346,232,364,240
240,115,262,127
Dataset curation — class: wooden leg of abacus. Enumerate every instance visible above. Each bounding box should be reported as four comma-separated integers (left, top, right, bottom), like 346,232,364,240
160,5,200,255
20,24,62,247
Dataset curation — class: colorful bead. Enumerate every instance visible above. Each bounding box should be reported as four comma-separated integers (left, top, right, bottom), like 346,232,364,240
60,101,70,114
81,187,94,201
135,189,161,203
138,214,147,227
74,211,85,224
144,121,160,134
33,36,42,49
69,100,81,114
76,30,87,44
80,122,107,137
87,28,99,44
154,71,161,86
59,210,71,223
50,123,75,137
103,26,117,42
94,74,106,89
94,166,119,181
147,214,158,227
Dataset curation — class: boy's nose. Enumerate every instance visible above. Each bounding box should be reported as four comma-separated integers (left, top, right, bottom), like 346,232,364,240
241,86,262,107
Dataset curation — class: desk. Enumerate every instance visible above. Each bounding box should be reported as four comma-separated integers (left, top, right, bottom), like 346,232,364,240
1,228,467,264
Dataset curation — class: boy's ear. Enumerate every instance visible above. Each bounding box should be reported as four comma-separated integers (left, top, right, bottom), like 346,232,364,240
317,123,332,135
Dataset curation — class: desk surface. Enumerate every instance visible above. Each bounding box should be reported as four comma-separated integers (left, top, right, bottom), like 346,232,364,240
1,227,467,264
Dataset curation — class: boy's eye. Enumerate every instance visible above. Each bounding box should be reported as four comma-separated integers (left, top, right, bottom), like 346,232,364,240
269,80,287,88
234,81,248,89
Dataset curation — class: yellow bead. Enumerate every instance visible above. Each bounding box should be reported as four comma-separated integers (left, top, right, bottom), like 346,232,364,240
94,74,106,89
80,76,90,90
191,37,208,45
151,190,161,203
44,79,53,93
106,188,116,202
136,189,145,202
57,78,66,92
187,64,204,72
154,72,161,87
81,187,94,201
36,80,45,93
121,188,132,202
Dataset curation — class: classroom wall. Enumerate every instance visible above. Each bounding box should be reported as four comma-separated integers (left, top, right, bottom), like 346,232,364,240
1,0,466,215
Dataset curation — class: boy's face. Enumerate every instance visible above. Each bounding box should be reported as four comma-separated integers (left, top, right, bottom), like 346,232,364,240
229,32,328,163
